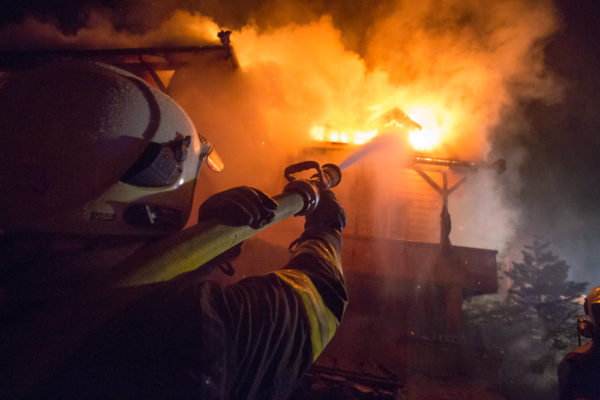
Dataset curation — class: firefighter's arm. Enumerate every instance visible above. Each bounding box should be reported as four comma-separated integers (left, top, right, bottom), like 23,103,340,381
193,190,346,398
272,189,347,360
557,351,591,400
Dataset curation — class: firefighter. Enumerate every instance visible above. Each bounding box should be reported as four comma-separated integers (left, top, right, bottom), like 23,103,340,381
557,285,600,400
0,60,347,399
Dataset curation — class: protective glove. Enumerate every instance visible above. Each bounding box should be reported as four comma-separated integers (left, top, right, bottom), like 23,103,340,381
304,189,347,232
197,186,278,229
197,186,277,275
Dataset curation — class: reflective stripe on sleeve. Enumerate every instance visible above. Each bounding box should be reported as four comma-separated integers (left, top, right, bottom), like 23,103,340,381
292,239,343,275
273,269,339,361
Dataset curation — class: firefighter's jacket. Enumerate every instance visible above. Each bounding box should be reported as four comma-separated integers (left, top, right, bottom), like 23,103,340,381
557,340,600,400
1,228,346,400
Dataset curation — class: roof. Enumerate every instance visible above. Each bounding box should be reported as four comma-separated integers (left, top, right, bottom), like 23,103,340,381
0,31,238,91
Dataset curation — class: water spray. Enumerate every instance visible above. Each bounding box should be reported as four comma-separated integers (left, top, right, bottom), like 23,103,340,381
112,161,342,287
339,133,401,170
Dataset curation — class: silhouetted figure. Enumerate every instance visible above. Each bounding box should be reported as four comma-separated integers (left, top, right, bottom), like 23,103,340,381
558,285,600,400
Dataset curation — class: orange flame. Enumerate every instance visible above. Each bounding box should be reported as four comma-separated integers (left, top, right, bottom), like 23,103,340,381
310,104,447,152
310,126,377,145
404,106,444,151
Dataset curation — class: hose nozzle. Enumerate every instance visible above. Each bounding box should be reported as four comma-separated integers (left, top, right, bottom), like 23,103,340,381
283,161,342,216
320,163,342,189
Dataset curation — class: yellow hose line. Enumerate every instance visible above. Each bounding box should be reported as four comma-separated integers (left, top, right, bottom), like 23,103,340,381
113,192,305,287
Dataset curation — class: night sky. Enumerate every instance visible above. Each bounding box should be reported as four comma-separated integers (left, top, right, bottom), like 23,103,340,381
1,0,599,284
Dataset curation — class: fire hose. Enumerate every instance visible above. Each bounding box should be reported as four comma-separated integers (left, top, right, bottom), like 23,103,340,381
112,161,342,287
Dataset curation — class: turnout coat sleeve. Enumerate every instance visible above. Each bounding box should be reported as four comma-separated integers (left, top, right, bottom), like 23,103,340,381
207,228,347,399
557,342,600,400
24,228,346,400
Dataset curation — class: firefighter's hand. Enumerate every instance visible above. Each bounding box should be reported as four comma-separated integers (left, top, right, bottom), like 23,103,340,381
305,189,347,232
198,186,278,229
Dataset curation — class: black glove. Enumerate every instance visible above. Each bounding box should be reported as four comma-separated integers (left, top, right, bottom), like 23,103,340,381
305,189,347,232
197,186,278,229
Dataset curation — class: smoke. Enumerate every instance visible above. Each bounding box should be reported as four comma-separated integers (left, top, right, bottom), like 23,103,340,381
357,0,562,252
449,169,520,250
0,10,219,49
168,15,398,195
0,0,563,254
365,0,561,159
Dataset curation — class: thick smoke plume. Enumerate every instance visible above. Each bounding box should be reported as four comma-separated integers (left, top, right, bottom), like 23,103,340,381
365,0,561,158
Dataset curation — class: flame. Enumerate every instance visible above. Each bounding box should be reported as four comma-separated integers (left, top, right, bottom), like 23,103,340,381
310,126,377,145
405,106,444,151
310,103,447,152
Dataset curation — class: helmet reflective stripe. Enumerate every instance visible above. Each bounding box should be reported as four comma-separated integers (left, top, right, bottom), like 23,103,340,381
0,61,212,236
274,269,339,361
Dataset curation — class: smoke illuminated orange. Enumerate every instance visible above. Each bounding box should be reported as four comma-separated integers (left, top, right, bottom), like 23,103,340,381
160,8,558,160
1,2,560,162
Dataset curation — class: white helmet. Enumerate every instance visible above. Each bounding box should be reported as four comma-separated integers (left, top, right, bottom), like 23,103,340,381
0,60,222,236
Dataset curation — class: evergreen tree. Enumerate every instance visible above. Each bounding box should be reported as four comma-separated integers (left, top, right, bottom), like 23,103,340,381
504,238,588,367
464,238,588,400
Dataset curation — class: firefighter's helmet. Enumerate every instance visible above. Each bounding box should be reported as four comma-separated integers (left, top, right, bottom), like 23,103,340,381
0,60,222,236
585,285,600,324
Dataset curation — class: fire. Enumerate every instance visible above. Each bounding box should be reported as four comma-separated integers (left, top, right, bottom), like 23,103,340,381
408,129,438,151
160,6,556,162
310,104,446,152
0,1,559,165
310,126,377,145
218,18,491,157
404,106,444,152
